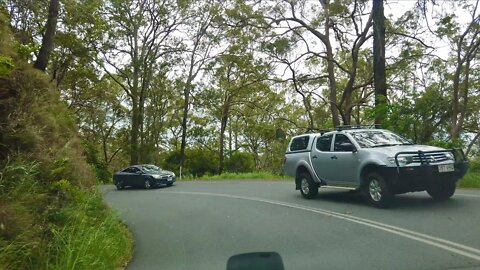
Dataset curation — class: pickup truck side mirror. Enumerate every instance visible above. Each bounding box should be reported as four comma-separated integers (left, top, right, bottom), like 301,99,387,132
340,142,357,152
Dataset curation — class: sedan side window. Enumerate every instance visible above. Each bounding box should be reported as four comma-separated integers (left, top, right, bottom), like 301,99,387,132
131,167,142,174
122,167,133,173
316,134,333,152
334,134,354,152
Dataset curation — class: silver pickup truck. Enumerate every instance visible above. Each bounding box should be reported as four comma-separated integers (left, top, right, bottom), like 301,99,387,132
283,126,469,207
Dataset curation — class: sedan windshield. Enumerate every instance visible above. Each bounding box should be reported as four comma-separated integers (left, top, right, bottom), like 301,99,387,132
141,165,161,173
350,130,411,148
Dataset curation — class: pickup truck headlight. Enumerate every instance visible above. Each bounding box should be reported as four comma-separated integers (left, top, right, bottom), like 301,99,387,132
445,152,455,161
388,157,408,166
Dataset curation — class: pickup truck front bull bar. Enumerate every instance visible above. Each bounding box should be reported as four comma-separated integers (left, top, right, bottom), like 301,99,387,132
393,148,467,173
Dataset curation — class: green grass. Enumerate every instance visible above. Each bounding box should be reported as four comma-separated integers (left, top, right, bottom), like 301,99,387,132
180,171,290,181
0,175,132,270
44,192,132,270
458,172,480,189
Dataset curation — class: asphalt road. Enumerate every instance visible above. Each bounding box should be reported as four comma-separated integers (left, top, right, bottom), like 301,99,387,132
103,181,480,270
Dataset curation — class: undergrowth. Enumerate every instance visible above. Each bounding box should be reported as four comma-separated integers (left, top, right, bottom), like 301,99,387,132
0,9,131,270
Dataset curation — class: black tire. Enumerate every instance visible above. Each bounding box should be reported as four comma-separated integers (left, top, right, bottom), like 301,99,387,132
144,179,152,189
299,173,318,199
115,180,124,190
427,179,456,200
363,172,394,208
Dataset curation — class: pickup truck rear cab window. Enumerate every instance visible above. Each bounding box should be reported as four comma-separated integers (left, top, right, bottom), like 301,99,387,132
289,136,310,151
316,134,333,152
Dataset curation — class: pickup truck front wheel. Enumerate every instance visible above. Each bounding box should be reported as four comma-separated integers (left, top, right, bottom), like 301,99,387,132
364,172,393,208
299,173,318,199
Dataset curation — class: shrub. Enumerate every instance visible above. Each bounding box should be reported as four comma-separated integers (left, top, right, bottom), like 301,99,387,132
224,152,255,173
160,148,219,177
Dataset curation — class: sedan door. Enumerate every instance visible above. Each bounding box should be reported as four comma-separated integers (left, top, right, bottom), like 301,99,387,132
130,167,145,186
121,167,135,186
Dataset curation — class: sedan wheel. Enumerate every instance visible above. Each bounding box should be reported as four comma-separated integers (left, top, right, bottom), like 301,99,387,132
144,179,152,189
115,180,124,190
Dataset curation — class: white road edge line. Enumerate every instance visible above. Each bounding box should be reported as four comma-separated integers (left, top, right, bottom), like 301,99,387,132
455,193,480,198
161,191,480,262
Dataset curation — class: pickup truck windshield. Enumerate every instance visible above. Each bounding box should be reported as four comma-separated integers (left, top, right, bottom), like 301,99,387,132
350,130,411,148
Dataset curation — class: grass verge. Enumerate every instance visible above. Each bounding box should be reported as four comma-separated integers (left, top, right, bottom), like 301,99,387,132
0,173,132,270
45,191,133,270
180,171,290,181
457,172,480,189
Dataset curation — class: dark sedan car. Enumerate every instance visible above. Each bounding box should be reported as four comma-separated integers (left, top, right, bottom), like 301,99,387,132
113,164,176,190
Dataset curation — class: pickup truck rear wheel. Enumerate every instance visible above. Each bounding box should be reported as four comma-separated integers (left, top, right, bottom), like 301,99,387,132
299,173,318,199
364,172,393,208
427,180,456,200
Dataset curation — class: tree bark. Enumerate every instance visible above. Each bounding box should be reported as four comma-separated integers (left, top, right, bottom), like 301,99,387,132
219,96,231,174
130,97,140,165
372,0,386,125
180,86,190,167
323,4,340,127
34,0,60,72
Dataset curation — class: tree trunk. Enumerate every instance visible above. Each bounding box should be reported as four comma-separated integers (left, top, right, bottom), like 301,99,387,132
130,97,140,165
34,0,60,72
372,0,386,125
180,87,190,167
219,99,230,174
324,6,340,127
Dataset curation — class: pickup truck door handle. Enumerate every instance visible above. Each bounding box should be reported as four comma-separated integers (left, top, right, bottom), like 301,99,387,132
312,155,317,159
331,155,338,160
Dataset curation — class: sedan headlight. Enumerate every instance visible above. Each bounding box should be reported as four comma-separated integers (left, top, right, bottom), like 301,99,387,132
171,173,176,178
152,174,162,179
388,156,408,166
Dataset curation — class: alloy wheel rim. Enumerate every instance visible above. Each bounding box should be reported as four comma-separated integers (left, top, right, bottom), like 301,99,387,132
145,180,150,189
301,178,310,195
369,179,382,202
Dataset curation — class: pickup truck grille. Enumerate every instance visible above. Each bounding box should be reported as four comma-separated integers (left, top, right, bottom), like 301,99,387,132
411,153,448,164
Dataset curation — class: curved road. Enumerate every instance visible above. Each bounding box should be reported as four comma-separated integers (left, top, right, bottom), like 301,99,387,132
103,181,480,270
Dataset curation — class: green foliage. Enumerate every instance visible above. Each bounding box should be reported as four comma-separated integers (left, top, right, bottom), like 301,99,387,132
468,157,480,173
161,148,219,177
82,141,112,183
224,152,255,173
457,172,480,189
0,55,14,76
0,13,130,269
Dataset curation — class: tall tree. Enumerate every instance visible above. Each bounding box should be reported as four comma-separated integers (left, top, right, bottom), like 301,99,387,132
98,0,183,165
448,0,480,139
33,0,59,71
179,1,220,168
